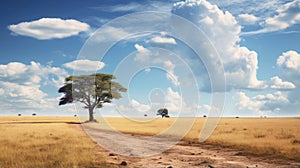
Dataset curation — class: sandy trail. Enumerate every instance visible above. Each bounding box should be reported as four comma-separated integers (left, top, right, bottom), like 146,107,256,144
78,125,300,168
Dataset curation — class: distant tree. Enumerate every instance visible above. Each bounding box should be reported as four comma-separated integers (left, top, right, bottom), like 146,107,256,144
157,108,169,118
18,114,21,116
32,113,36,116
58,73,127,122
203,115,207,118
144,114,148,117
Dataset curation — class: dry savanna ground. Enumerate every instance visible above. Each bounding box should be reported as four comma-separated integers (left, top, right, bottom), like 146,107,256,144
0,116,111,168
87,117,300,162
0,116,299,167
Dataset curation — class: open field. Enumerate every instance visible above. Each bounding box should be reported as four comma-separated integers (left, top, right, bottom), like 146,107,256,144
0,116,110,168
0,116,299,167
87,117,300,162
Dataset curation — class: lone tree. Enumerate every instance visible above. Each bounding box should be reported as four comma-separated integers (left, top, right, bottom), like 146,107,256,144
58,73,127,122
157,108,169,118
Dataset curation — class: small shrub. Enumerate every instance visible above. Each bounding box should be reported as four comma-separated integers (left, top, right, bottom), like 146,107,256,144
291,139,300,145
253,132,266,138
219,129,233,134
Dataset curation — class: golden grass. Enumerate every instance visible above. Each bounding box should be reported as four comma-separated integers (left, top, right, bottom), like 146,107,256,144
0,116,79,123
88,117,300,162
1,116,299,167
0,116,109,168
205,118,300,161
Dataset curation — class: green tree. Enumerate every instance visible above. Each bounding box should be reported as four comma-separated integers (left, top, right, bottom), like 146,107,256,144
157,108,169,118
58,73,127,122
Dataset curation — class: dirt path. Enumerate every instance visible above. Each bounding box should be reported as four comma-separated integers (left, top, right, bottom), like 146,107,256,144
75,124,300,168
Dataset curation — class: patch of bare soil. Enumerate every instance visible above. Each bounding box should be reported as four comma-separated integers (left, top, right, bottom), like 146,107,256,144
73,124,300,168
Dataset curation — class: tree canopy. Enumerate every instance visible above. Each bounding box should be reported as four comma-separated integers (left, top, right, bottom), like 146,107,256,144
157,108,169,118
58,73,126,121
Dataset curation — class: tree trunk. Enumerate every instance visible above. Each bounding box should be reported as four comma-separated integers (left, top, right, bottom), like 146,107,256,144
88,107,94,122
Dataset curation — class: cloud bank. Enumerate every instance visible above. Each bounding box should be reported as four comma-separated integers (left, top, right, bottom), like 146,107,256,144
236,50,300,115
172,0,265,90
0,61,69,114
244,0,300,35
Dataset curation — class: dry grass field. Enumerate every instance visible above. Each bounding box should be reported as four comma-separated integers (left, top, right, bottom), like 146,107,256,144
0,116,110,168
0,116,299,167
204,118,300,162
88,117,300,162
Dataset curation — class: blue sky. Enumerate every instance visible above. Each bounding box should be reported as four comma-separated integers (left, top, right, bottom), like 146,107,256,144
0,0,299,117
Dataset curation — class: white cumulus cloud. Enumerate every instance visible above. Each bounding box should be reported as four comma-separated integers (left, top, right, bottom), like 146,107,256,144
277,50,300,73
130,99,151,112
237,13,260,25
277,50,300,106
0,61,69,114
134,44,148,53
1,81,47,101
133,44,151,63
0,61,67,87
165,87,182,112
8,18,90,40
172,0,265,90
201,104,221,114
149,36,176,44
133,43,180,86
163,60,180,86
244,0,300,34
235,91,289,115
236,50,300,116
63,59,105,72
269,76,295,89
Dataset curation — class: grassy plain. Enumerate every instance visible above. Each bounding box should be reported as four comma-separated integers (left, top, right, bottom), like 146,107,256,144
0,116,109,168
88,117,300,162
0,116,299,168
